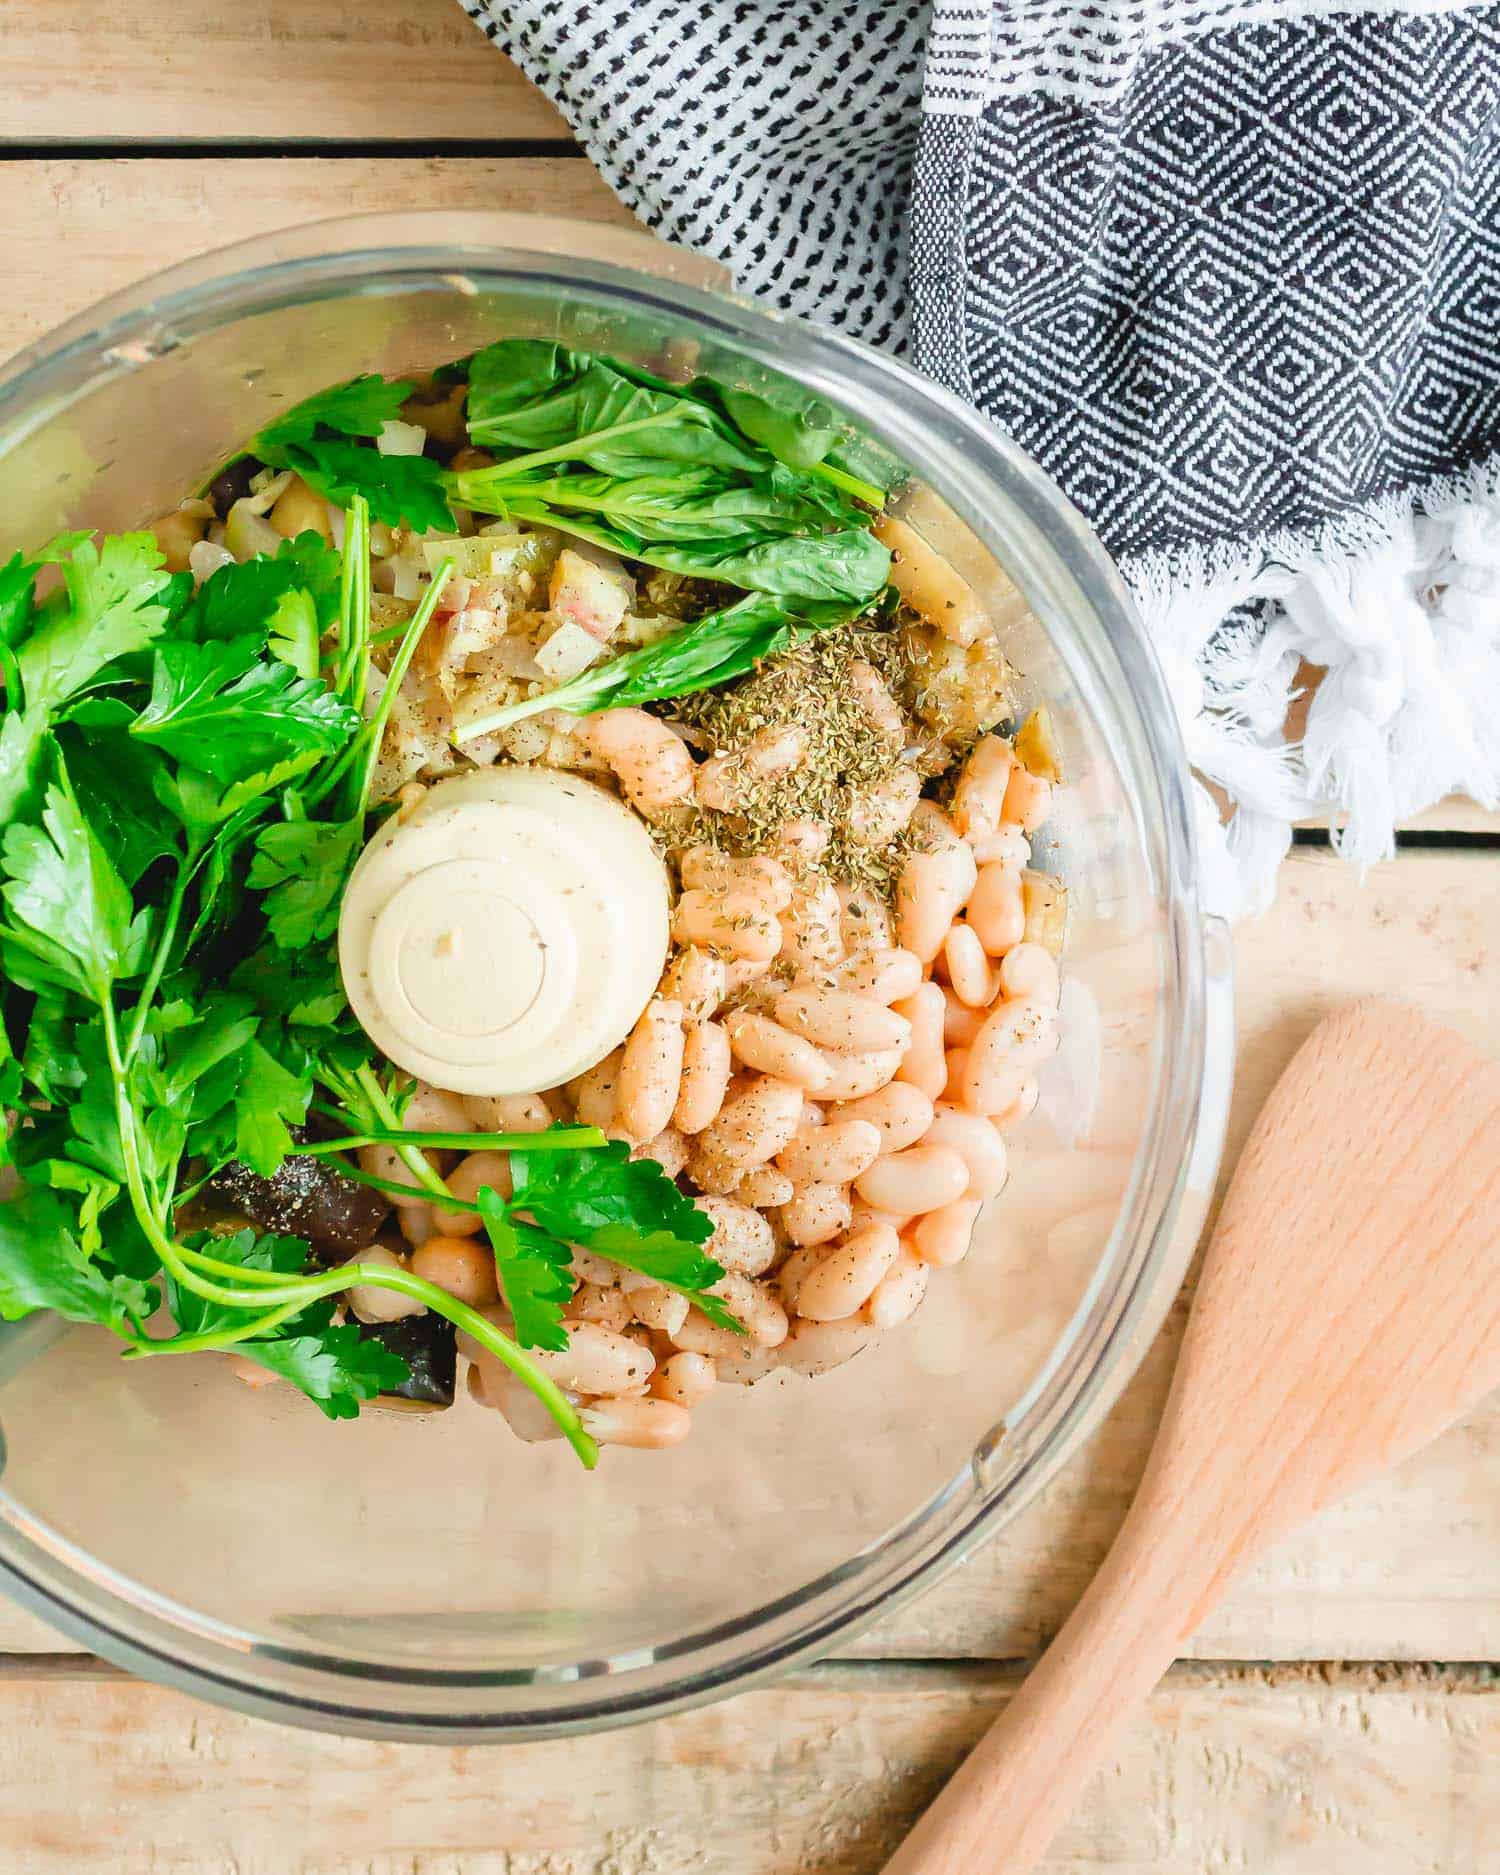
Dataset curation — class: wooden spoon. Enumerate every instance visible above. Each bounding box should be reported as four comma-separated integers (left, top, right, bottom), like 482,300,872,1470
883,997,1500,1875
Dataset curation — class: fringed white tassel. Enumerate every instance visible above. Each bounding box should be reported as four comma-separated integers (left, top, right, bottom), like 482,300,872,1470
1121,453,1500,919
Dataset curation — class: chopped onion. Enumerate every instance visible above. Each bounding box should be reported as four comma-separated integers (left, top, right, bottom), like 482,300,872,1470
188,539,236,585
377,419,428,457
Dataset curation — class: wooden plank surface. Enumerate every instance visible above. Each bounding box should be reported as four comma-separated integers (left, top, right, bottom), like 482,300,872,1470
1,1660,1498,1873
2,0,567,144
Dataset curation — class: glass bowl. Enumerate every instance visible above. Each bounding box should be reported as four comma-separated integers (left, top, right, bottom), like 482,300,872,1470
0,212,1233,1740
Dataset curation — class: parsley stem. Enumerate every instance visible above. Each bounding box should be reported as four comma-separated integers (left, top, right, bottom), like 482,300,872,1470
122,843,200,1063
298,1124,604,1156
352,559,450,818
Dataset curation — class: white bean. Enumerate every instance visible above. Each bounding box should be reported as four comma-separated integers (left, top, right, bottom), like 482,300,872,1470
943,987,986,1046
794,1223,902,1321
659,946,727,1024
961,999,1058,1114
848,766,922,848
944,922,999,1008
833,1082,935,1155
838,886,895,956
699,1076,804,1170
835,947,924,1004
896,839,978,963
673,888,783,962
709,1271,789,1347
776,817,831,865
616,997,684,1144
469,1357,573,1443
864,1250,929,1328
398,1203,434,1248
723,1010,832,1092
687,1143,745,1195
584,707,695,814
671,1019,732,1135
358,1145,431,1212
998,940,1062,1010
695,1194,779,1275
779,875,844,973
815,1046,904,1101
573,1047,623,1132
850,1198,914,1234
777,1315,879,1376
723,958,773,996
672,1307,755,1361
580,1397,693,1449
969,825,1030,870
773,985,911,1055
776,1119,882,1186
854,1143,970,1215
651,1350,717,1409
694,724,807,810
951,735,1016,840
346,1245,426,1323
778,1182,853,1248
570,1281,635,1330
531,1320,656,1395
776,1244,824,1312
1001,765,1053,832
463,1091,551,1134
621,1275,690,1338
968,863,1026,957
402,1082,475,1136
911,1199,982,1268
848,658,907,742
680,845,793,911
992,1077,1042,1133
736,1164,796,1209
632,1128,689,1179
894,982,947,1101
432,1150,512,1236
923,1102,1009,1200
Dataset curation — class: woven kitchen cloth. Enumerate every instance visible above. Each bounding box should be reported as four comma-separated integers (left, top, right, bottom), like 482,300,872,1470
461,0,1500,913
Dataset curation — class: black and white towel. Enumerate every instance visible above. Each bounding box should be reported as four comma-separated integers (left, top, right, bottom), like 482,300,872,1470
462,0,1500,913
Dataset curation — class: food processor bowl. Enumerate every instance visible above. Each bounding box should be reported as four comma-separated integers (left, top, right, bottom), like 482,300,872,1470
0,213,1233,1739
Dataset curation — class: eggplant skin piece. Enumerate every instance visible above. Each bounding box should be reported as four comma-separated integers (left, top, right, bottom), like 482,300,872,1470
208,1150,391,1258
358,1313,457,1409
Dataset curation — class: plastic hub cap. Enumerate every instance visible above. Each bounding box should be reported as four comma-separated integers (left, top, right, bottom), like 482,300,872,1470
339,767,671,1096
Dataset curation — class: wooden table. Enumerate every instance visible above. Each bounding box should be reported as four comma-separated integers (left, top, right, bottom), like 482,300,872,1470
6,4,1500,1866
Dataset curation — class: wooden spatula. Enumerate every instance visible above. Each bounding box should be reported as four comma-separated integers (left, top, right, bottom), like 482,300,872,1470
883,997,1500,1875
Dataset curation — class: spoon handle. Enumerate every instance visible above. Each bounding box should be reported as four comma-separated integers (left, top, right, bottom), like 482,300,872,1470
881,1458,1230,1875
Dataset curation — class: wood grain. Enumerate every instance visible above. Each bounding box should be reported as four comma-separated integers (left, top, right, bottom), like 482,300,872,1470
2,0,567,144
0,1661,1496,1873
0,159,629,363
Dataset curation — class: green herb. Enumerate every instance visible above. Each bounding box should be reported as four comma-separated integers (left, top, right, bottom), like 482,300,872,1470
252,375,455,534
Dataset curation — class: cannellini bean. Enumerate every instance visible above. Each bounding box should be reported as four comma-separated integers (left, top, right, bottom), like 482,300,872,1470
778,1314,880,1376
717,1346,783,1385
584,707,695,813
346,1244,426,1323
998,940,1062,1009
722,957,773,995
924,1103,1009,1200
698,1076,804,1170
911,1199,982,1268
358,1144,431,1211
581,1397,693,1449
150,506,209,572
815,1046,904,1101
833,1081,935,1154
715,1166,775,1214
694,724,807,810
848,658,907,741
659,946,726,1024
779,876,844,973
569,1281,636,1330
409,1234,501,1307
454,1301,514,1363
896,839,978,963
531,1320,656,1395
651,1350,717,1409
794,1223,902,1321
433,1150,512,1235
850,1198,915,1234
617,998,686,1143
708,1272,788,1347
952,735,1016,840
992,1077,1041,1133
622,1276,690,1338
673,888,783,962
961,999,1058,1114
673,1020,733,1134
463,1091,552,1134
835,947,923,1004
680,846,793,911
723,1010,831,1092
776,817,830,864
848,766,922,848
402,1081,475,1135
570,1248,618,1288
573,1047,623,1132
944,922,999,1008
943,988,986,1047
838,887,895,955
792,1099,825,1134
864,1250,929,1328
1002,765,1054,832
894,983,947,1101
686,1144,745,1195
969,825,1030,870
945,1047,971,1098
672,1307,755,1361
632,1128,689,1179
775,1119,882,1185
855,1143,970,1215
776,1245,823,1311
774,984,911,1055
694,1194,779,1275
398,1203,434,1248
778,1182,854,1248
968,863,1026,957
469,1357,573,1443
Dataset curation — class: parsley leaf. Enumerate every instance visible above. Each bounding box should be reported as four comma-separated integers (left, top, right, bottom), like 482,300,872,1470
246,816,361,949
233,1322,411,1420
232,1039,312,1178
164,1227,311,1337
0,1187,156,1333
274,438,454,535
185,533,340,649
478,1189,576,1352
133,648,359,784
257,375,415,449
